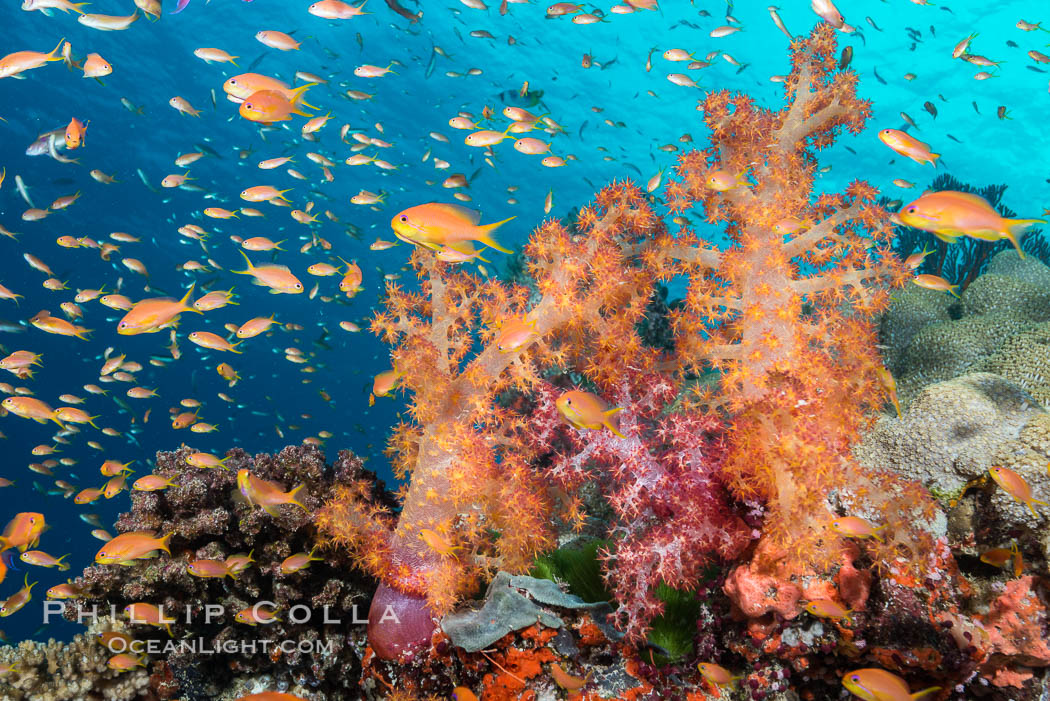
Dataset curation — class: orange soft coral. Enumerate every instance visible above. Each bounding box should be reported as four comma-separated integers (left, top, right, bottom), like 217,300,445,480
320,23,942,658
317,189,678,656
659,24,930,580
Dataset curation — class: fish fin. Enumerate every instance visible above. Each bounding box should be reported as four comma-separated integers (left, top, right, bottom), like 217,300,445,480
157,531,173,555
262,504,280,518
232,250,255,275
46,37,66,62
286,483,306,510
178,283,202,314
475,216,515,254
1006,218,1046,259
910,688,941,700
288,83,316,109
602,409,625,439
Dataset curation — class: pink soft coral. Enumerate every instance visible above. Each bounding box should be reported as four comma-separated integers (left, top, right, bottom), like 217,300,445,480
530,372,750,641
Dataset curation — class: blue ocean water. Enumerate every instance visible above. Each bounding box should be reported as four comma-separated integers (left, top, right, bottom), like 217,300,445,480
0,0,1044,645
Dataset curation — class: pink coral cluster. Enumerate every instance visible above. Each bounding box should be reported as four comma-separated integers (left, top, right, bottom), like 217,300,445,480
527,373,751,641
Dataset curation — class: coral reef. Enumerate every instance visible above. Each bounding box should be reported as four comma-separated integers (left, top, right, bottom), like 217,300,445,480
315,23,951,665
63,444,389,698
0,617,149,700
318,183,698,656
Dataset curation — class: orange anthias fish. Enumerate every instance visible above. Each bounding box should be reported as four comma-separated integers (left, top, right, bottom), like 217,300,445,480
495,316,539,353
897,190,1044,258
0,513,47,552
450,689,479,701
187,559,233,579
841,668,939,701
279,546,323,574
875,367,901,418
95,530,172,565
234,603,281,625
877,129,939,166
239,86,314,123
233,251,303,294
556,390,625,438
391,203,514,254
223,72,314,104
124,602,175,636
989,465,1047,517
368,366,402,405
697,662,742,689
830,516,885,542
117,286,201,335
418,528,463,559
0,574,36,617
0,38,65,79
704,168,749,192
82,53,112,78
804,599,853,621
911,273,959,298
550,663,589,691
65,117,87,149
2,397,62,425
236,469,306,516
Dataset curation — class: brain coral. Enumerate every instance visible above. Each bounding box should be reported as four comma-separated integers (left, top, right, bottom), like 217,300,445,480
980,322,1050,406
881,251,1050,405
855,373,1044,515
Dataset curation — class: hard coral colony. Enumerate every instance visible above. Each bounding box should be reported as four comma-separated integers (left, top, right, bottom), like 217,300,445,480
1,2,1049,701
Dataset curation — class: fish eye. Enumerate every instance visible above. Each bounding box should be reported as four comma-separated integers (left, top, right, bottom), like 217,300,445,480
850,675,860,682
400,215,408,221
906,207,916,213
245,103,253,109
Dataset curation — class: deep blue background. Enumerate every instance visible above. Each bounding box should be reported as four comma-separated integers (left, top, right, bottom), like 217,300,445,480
0,0,1045,643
